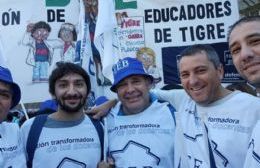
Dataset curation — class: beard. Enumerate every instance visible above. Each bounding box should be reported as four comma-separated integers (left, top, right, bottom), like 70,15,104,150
57,95,87,114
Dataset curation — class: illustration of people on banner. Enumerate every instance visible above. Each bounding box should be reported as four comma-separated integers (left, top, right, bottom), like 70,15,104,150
57,23,78,63
20,21,80,83
136,47,162,83
20,21,54,83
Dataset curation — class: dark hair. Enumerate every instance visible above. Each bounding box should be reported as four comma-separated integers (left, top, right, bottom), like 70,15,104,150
31,21,51,37
49,62,91,96
227,16,260,42
179,44,221,69
58,23,77,41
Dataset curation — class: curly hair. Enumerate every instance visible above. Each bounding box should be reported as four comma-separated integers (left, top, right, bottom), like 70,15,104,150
49,62,91,96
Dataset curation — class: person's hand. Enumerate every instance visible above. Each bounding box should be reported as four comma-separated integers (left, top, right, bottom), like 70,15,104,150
86,105,108,119
86,99,117,119
26,23,35,32
97,157,115,168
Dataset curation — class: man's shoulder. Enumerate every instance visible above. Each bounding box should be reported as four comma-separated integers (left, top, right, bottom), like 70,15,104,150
152,99,175,109
109,102,121,116
222,91,260,112
1,122,19,132
232,91,260,103
20,116,36,131
152,88,186,97
151,89,189,107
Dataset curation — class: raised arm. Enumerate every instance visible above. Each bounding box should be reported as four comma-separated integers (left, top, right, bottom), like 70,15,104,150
86,99,118,119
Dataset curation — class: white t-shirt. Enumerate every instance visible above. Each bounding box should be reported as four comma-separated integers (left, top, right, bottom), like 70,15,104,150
20,115,102,168
243,120,260,168
107,100,176,168
154,89,260,168
0,122,26,168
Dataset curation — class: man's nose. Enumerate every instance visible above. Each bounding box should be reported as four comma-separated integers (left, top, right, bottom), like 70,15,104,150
126,83,135,93
240,45,254,62
189,73,199,85
67,84,77,94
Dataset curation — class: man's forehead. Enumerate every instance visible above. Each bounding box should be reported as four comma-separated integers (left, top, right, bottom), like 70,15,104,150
57,73,84,82
237,20,260,28
180,52,208,63
229,22,260,48
0,80,12,90
119,75,147,84
179,54,211,70
230,21,260,38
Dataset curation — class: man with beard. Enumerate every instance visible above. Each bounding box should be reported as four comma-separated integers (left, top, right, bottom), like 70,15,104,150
228,16,260,168
228,16,260,97
21,62,103,168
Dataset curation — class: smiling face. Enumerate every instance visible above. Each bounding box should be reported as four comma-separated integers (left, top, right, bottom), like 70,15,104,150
53,73,88,114
179,52,223,105
116,75,152,115
229,21,260,87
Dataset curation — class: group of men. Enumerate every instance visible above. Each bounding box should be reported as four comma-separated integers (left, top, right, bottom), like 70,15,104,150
0,15,260,168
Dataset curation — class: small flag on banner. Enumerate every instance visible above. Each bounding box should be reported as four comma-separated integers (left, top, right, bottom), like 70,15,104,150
94,0,118,82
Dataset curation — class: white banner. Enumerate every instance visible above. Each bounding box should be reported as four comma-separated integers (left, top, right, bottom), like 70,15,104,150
0,0,81,103
95,0,241,87
0,0,241,103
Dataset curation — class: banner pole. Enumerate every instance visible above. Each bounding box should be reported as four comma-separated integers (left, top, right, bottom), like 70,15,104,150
20,101,29,120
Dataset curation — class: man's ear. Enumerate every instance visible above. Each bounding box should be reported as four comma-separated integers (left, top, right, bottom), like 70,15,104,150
147,79,155,90
217,64,224,80
51,95,56,100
